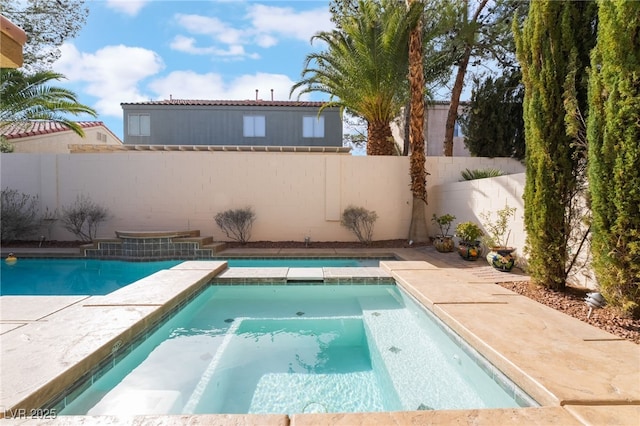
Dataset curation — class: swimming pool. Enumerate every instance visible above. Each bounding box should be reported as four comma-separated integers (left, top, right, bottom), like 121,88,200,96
0,259,182,295
55,284,536,415
225,258,387,267
0,258,388,295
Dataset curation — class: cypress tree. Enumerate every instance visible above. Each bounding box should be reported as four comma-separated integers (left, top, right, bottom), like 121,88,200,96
515,1,597,290
588,0,640,317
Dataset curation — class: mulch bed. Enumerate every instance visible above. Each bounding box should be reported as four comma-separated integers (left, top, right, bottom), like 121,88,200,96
4,239,638,344
499,281,640,344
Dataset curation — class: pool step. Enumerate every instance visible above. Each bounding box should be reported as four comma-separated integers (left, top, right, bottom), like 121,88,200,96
287,268,324,281
248,371,384,413
359,298,487,411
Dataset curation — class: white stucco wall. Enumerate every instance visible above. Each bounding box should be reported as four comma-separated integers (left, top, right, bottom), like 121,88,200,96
0,152,524,243
431,174,527,256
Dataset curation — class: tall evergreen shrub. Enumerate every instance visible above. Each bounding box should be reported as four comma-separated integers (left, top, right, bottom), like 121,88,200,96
515,0,596,290
587,0,640,317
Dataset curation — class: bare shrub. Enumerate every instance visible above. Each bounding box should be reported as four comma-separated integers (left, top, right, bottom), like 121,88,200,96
215,207,255,244
341,206,378,244
1,188,40,242
60,195,109,242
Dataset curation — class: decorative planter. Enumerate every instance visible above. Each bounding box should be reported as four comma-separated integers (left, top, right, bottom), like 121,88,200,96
457,241,483,261
433,236,455,253
486,247,516,272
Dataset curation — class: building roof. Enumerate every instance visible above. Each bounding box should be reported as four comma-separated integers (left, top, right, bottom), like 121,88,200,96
1,121,118,140
69,144,352,154
120,99,333,108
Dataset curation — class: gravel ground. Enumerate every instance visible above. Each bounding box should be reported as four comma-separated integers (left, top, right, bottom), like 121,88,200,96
5,239,638,344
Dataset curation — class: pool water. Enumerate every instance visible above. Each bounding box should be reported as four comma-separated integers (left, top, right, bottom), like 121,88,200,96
57,285,534,415
225,258,385,267
0,259,182,295
0,258,387,296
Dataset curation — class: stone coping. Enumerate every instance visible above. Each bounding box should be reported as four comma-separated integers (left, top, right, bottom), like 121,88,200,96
0,248,638,425
114,230,199,239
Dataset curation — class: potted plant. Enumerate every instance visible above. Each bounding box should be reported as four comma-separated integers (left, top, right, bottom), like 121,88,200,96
455,221,484,260
480,205,517,272
431,213,456,252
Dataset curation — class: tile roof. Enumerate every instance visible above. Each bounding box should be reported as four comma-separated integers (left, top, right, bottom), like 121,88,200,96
0,121,109,139
120,99,332,108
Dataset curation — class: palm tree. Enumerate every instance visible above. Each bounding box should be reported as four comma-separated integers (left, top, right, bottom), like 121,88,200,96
291,0,423,156
0,68,97,136
406,0,429,242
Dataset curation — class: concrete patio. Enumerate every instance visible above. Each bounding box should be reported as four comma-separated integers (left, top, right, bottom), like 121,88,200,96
0,246,638,425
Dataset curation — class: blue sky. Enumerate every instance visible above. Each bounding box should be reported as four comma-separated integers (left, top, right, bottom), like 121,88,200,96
53,0,338,140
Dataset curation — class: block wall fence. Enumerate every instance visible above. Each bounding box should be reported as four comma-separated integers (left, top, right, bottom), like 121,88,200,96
0,152,525,244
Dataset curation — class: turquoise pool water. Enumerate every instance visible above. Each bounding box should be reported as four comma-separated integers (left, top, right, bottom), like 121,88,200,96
57,285,535,415
0,258,386,295
225,258,385,267
0,259,182,295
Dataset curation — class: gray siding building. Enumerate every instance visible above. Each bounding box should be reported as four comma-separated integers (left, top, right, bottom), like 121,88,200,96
121,99,342,147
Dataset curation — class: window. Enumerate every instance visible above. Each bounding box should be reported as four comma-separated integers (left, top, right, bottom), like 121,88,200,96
303,115,325,138
128,114,150,136
243,115,266,137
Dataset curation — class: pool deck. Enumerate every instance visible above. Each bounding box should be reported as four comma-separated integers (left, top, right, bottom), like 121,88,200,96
0,246,639,425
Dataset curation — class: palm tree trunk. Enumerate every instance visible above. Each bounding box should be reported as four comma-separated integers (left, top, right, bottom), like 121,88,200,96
407,0,429,242
443,46,471,156
367,120,394,156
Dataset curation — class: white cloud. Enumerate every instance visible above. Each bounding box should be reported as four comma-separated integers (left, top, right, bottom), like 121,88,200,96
170,4,333,60
55,43,165,116
147,71,309,101
246,5,333,43
169,35,259,59
105,0,150,16
175,14,245,45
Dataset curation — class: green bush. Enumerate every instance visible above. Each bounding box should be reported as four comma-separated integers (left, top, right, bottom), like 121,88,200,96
0,188,41,242
341,206,378,244
431,213,456,237
60,195,109,242
455,221,484,243
0,136,14,153
460,168,505,181
215,207,256,244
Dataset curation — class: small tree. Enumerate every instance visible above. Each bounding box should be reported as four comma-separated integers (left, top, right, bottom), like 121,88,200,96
480,205,516,249
215,207,256,244
341,206,378,244
431,213,456,237
60,195,109,242
0,188,41,242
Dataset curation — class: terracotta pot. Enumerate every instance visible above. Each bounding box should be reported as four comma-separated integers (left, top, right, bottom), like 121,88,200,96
433,236,455,253
457,241,483,261
486,247,516,272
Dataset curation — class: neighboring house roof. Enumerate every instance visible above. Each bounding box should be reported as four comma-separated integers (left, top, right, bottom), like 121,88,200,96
120,99,332,108
1,121,119,141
